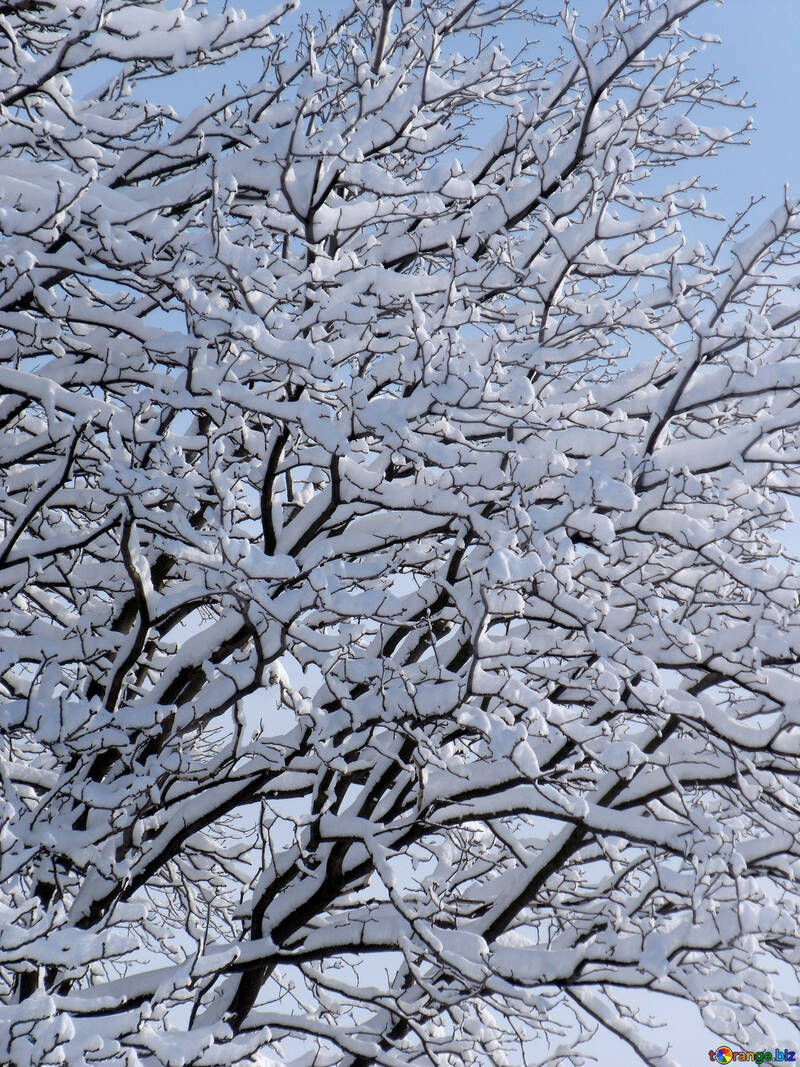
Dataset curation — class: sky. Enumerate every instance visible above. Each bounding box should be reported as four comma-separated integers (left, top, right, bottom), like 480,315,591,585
699,0,800,210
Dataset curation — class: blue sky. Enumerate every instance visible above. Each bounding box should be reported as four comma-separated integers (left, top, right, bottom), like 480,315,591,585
701,0,800,209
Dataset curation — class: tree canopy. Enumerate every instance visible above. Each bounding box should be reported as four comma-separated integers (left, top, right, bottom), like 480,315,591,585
2,0,800,1064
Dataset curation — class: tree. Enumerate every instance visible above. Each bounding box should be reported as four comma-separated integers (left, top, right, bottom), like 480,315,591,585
2,0,800,1062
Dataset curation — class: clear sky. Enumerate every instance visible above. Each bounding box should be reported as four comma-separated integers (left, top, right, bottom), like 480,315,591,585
700,0,800,209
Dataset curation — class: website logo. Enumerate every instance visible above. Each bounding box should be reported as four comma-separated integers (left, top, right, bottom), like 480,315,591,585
708,1051,796,1064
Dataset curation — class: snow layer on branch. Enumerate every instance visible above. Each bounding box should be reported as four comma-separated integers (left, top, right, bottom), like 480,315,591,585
1,0,800,1064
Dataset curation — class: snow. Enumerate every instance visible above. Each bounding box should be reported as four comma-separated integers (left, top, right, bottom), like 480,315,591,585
1,0,800,1064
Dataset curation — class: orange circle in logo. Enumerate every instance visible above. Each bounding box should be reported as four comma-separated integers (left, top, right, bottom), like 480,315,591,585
715,1050,734,1065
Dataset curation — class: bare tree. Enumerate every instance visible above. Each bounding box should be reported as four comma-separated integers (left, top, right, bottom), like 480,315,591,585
2,0,800,1063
